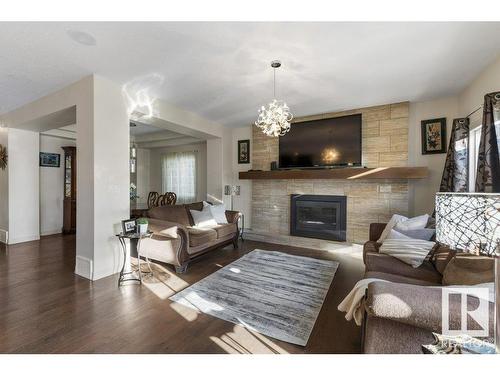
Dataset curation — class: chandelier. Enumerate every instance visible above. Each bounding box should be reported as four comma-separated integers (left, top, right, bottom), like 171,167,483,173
255,60,293,137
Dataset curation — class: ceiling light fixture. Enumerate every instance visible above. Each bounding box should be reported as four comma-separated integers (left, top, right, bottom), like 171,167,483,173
255,60,293,137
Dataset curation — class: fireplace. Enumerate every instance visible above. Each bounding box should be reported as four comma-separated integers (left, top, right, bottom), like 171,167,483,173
290,194,347,241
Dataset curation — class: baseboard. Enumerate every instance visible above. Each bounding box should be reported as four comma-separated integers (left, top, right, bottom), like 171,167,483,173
0,229,8,244
75,256,93,280
40,229,62,236
8,234,40,245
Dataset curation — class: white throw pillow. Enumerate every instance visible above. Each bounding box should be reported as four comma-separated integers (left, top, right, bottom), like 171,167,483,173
379,239,435,268
377,214,408,243
394,214,429,231
190,207,217,228
209,204,228,224
386,229,412,240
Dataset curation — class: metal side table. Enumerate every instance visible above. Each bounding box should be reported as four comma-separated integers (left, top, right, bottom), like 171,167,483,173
116,231,154,286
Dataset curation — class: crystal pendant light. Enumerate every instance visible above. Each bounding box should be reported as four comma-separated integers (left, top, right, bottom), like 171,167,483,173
255,60,293,137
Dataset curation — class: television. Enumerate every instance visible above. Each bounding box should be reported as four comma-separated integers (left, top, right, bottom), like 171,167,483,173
279,114,362,168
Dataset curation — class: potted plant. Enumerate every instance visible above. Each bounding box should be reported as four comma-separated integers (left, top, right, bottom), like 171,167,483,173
136,218,149,234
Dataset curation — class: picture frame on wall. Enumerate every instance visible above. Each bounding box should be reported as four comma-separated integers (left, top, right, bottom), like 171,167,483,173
39,152,61,167
238,139,250,164
421,117,447,154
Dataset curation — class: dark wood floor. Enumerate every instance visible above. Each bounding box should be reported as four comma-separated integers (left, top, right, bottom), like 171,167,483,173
0,234,364,353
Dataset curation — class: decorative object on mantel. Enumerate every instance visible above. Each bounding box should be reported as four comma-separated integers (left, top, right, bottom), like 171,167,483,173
421,117,447,154
0,144,7,170
439,118,469,193
237,139,250,164
39,152,60,167
239,166,428,180
475,91,500,193
254,60,293,137
224,184,240,211
435,192,499,255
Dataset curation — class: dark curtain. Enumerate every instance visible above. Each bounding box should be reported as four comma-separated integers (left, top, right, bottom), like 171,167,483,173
439,118,469,192
475,91,500,192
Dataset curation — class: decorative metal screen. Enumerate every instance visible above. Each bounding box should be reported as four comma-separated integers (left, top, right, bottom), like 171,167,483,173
435,192,500,255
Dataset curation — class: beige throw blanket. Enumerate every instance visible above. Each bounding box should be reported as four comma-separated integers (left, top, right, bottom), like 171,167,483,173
337,278,389,326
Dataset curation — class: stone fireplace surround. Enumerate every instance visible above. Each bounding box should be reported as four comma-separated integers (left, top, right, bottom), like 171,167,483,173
246,102,410,246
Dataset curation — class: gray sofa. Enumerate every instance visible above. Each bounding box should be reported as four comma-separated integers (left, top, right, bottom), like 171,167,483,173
140,201,240,273
362,223,495,354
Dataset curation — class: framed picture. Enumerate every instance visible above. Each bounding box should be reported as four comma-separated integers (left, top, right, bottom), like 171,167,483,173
121,219,137,234
238,139,250,164
39,152,61,167
421,118,447,154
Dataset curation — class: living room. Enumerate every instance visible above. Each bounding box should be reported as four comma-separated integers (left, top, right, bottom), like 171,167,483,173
0,2,499,373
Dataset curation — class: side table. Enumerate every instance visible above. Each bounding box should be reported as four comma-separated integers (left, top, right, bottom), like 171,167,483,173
116,231,154,286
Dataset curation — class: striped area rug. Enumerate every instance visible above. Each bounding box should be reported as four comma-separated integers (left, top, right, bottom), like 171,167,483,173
169,249,339,346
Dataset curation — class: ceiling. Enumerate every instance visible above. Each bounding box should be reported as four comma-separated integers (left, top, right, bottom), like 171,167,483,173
42,120,204,148
1,22,500,128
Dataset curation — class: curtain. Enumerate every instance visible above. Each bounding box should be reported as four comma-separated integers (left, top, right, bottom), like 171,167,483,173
439,118,470,192
475,91,500,193
162,151,197,204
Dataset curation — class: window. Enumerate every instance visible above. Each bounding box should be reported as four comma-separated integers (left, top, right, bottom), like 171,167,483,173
468,125,482,192
162,151,197,204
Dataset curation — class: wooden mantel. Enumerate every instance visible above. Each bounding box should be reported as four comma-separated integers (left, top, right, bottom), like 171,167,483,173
239,167,428,180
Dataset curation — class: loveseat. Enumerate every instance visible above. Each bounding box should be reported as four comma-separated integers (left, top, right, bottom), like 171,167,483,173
139,202,240,273
362,223,495,353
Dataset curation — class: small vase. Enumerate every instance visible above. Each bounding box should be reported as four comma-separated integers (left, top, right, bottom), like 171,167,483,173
138,224,148,234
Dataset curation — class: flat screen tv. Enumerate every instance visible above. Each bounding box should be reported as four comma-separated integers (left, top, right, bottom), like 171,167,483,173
279,114,362,168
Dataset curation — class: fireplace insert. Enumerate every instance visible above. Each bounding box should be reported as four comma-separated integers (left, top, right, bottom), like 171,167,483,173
290,194,347,241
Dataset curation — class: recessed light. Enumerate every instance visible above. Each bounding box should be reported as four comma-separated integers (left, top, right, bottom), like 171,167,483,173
66,29,96,46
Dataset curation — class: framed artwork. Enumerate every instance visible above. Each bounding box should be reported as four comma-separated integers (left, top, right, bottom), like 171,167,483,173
121,219,137,234
39,152,61,167
421,118,447,154
238,139,250,164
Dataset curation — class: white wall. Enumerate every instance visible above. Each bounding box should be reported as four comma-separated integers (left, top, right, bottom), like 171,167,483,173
91,76,130,280
39,135,76,236
0,127,9,242
135,148,150,207
459,55,500,116
408,96,459,215
8,128,40,244
207,138,224,204
149,142,207,202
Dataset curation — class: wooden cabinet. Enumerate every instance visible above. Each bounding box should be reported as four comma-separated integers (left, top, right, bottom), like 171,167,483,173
62,146,76,234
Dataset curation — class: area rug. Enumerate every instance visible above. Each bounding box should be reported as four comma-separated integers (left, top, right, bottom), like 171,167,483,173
169,249,339,346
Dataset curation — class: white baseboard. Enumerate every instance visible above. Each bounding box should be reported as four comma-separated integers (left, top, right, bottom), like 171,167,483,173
8,234,40,245
0,229,8,244
75,256,93,280
40,229,62,236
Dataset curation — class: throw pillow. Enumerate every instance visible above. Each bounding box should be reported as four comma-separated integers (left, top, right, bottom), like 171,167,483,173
394,228,436,241
394,214,429,231
190,207,217,228
386,229,412,240
379,238,436,268
377,214,408,243
209,204,228,224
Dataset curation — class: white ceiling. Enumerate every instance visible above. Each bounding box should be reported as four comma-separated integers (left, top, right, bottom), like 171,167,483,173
1,22,500,128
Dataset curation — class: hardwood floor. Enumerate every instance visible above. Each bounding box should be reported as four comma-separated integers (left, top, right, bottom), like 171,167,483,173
0,234,364,353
